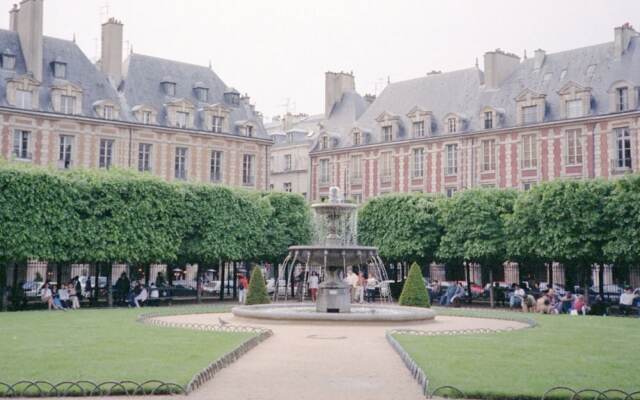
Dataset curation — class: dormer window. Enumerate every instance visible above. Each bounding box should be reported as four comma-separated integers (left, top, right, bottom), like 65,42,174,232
382,126,393,142
1,51,15,70
52,61,67,79
287,132,294,143
447,117,457,133
104,105,115,120
61,95,76,115
142,111,152,124
176,111,189,128
522,105,538,124
194,85,209,102
515,89,546,125
566,99,582,118
406,107,432,138
558,82,591,119
224,90,240,106
353,130,362,145
16,89,32,109
245,125,254,137
162,79,176,96
413,121,425,137
212,115,224,133
616,87,629,111
320,135,329,150
484,111,493,129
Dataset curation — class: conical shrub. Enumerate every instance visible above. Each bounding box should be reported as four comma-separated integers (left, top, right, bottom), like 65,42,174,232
398,262,431,307
245,267,270,305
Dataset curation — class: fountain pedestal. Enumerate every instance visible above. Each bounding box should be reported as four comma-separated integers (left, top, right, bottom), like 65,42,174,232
316,267,350,313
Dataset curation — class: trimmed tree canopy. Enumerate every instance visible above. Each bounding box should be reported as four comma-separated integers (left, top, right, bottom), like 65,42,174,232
398,262,430,307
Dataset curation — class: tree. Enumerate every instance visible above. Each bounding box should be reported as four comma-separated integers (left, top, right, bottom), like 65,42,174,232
245,266,270,305
358,193,442,265
398,262,430,307
438,188,517,304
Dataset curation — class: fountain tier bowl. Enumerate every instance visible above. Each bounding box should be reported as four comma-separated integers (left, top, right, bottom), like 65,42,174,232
287,245,379,266
232,303,436,322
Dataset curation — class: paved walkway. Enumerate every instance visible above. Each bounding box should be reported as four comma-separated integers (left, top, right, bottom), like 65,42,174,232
150,312,527,400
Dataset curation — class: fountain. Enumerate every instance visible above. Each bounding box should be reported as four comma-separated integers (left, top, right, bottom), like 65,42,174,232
232,187,435,322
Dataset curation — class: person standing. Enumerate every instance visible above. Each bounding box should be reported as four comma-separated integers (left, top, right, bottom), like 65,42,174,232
356,272,366,304
366,274,378,303
238,274,249,304
308,272,319,302
115,272,130,306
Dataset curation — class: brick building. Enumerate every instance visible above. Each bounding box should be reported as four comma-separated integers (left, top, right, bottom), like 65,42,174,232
0,0,270,189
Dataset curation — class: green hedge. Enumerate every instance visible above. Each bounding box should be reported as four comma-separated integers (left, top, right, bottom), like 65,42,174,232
398,262,430,307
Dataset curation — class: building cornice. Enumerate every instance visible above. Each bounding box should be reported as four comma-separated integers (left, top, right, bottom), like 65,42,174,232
310,110,640,156
0,106,274,146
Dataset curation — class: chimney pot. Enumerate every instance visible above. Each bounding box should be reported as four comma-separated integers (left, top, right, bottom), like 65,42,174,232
101,16,124,85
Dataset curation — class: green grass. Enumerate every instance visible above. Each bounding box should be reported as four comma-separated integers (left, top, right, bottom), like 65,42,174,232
0,305,253,386
395,308,640,399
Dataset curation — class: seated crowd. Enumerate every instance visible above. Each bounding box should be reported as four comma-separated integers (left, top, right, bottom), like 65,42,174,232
40,278,82,311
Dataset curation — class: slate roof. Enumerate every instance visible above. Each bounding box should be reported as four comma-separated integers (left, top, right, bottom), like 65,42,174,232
318,36,640,150
0,29,267,139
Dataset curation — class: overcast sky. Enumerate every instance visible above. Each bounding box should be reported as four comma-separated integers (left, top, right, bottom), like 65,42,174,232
2,0,639,120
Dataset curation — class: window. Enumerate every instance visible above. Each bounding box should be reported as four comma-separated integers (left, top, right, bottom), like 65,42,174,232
138,143,152,172
2,53,15,70
176,111,189,128
142,111,152,124
16,89,32,109
242,154,255,185
484,111,493,129
59,135,73,169
53,62,66,79
522,105,538,124
12,130,31,160
412,148,424,178
61,95,75,115
615,127,632,169
445,144,458,175
352,193,362,204
103,105,115,120
195,87,208,102
351,155,362,180
413,121,425,137
284,154,292,171
522,134,537,169
353,131,361,145
175,147,188,180
481,139,496,172
99,139,114,169
523,181,537,191
245,125,254,137
380,152,392,178
283,182,292,193
210,150,223,182
446,187,457,198
566,129,583,165
212,116,224,133
319,159,330,184
320,135,329,150
447,118,457,133
382,126,393,142
566,99,583,118
616,87,629,112
287,132,294,143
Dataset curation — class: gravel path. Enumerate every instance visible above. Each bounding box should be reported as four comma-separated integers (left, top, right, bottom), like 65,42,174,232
150,312,527,400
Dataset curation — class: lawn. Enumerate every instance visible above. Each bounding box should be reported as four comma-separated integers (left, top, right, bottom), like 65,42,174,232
395,308,640,399
0,305,252,387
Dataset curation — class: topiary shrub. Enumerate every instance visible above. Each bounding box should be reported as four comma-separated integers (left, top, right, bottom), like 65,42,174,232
245,267,270,305
398,262,430,308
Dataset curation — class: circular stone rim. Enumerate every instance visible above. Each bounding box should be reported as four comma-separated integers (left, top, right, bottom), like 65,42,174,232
231,303,436,322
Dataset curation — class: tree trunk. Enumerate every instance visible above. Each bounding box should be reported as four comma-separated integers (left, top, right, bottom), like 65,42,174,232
106,263,113,307
598,263,605,301
196,263,202,304
489,267,495,308
465,262,472,304
93,263,101,307
219,259,225,301
0,263,6,312
548,262,554,287
233,262,238,300
583,266,590,306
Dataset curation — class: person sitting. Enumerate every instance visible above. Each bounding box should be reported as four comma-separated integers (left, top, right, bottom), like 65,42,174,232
68,282,80,309
536,291,551,314
58,285,70,308
619,287,639,316
51,285,66,310
40,281,54,310
449,282,466,306
439,283,457,306
134,286,148,308
522,294,536,312
509,284,525,309
428,280,441,302
127,281,142,307
572,294,588,315
559,291,575,314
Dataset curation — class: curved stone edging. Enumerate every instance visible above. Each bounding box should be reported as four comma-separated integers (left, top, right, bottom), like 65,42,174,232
138,313,273,394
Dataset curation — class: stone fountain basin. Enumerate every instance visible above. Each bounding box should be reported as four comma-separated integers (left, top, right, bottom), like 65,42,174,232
231,303,436,322
287,245,379,265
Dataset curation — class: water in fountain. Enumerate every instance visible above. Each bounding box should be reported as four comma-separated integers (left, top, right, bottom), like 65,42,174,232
274,187,390,313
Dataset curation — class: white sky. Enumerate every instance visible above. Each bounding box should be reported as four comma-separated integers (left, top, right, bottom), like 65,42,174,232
2,0,639,120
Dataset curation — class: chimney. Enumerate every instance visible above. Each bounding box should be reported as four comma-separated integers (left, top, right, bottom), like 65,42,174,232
614,23,638,58
483,49,520,89
324,71,355,117
15,0,43,81
533,49,546,70
101,17,124,85
9,4,19,31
